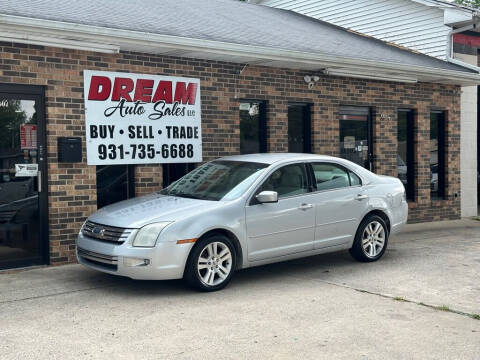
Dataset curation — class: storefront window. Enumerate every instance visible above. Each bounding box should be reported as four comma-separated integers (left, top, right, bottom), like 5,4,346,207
239,101,266,154
288,103,311,153
163,163,196,187
430,111,446,199
398,109,415,201
339,106,373,170
96,165,135,208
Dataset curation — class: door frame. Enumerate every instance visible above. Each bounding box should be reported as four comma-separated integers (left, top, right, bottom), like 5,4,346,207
0,83,49,269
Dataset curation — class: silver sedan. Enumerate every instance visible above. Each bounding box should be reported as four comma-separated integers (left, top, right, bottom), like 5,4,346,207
76,153,408,291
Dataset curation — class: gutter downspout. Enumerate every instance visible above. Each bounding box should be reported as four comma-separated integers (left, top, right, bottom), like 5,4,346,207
446,22,480,73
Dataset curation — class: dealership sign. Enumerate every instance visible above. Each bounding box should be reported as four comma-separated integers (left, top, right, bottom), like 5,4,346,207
83,70,202,165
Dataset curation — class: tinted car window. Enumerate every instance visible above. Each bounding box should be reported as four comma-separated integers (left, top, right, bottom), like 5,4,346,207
349,171,362,186
312,163,350,191
259,163,309,199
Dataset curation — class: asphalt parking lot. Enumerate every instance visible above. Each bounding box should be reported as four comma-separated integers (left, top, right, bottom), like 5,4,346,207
1,219,479,360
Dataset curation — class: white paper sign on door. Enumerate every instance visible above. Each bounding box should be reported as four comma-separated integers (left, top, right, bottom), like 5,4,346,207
15,163,38,177
83,70,202,165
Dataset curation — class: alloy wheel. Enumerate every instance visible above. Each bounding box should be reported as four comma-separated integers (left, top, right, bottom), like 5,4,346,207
361,221,385,258
197,242,233,286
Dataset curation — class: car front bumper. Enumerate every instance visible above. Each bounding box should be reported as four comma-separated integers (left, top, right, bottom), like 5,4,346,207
76,232,192,280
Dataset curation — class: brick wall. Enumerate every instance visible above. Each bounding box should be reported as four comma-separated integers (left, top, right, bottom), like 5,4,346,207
0,42,461,264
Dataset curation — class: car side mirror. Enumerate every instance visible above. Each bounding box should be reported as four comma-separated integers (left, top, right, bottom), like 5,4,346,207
256,191,278,204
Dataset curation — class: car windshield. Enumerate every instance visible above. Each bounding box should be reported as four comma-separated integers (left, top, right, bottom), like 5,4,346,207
160,160,268,201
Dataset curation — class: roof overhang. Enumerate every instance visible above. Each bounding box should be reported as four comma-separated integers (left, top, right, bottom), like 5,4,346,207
0,14,479,86
410,0,479,26
411,0,479,12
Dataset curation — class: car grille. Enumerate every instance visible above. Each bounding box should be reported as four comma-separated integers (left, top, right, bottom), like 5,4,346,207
82,221,133,244
77,247,118,271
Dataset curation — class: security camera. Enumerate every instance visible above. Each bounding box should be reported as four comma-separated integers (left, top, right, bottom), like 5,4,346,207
304,75,320,89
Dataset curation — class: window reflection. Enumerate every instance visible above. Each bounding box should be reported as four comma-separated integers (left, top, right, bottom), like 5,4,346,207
0,99,41,267
430,112,446,199
240,101,265,154
259,164,309,198
339,114,369,169
96,165,134,208
288,104,311,153
398,110,414,201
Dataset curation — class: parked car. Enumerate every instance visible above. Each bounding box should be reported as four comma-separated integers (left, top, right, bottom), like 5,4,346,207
77,154,408,291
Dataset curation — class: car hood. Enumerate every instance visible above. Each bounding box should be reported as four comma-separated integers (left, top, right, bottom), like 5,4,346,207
88,193,220,228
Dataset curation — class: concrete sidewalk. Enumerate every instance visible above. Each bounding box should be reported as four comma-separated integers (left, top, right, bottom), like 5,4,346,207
1,219,479,359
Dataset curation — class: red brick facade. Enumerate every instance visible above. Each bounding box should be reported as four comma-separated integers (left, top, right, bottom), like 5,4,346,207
0,42,461,265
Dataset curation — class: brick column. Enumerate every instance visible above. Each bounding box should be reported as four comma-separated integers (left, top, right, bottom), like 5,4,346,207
267,99,288,152
313,102,337,156
415,103,431,205
373,108,397,176
135,165,163,195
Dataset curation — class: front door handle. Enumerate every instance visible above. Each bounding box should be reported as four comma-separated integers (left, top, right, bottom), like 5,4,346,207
355,194,368,201
298,203,313,211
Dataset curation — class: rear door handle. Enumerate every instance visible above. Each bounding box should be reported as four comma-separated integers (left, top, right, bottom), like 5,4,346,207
298,203,313,211
355,194,368,201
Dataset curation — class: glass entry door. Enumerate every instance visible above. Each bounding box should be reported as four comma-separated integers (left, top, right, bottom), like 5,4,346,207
339,106,373,170
239,101,267,154
288,103,311,153
0,85,47,269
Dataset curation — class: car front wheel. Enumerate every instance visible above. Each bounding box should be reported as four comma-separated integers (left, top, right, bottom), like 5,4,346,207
184,235,236,291
350,215,389,262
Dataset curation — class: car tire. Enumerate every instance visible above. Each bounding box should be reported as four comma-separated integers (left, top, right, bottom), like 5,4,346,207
184,234,237,292
349,214,389,262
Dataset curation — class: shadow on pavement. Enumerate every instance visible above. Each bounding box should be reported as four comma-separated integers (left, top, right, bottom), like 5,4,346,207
78,248,385,297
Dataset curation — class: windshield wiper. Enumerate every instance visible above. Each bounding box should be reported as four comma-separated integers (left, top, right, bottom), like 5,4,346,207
171,192,205,200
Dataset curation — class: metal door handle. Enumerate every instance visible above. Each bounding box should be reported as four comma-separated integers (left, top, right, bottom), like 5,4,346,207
298,203,313,211
37,170,42,193
355,194,368,201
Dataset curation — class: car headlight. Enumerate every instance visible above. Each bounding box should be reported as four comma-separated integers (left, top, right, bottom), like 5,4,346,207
132,222,172,247
79,220,88,235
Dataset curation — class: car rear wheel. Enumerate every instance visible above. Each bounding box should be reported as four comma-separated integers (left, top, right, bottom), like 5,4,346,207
184,235,236,291
350,215,388,262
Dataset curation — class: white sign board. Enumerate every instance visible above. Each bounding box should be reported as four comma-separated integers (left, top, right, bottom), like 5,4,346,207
15,163,38,177
83,70,202,165
343,136,355,149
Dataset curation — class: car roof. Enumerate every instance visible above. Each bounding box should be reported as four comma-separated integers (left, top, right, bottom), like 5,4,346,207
216,153,377,184
217,153,340,165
